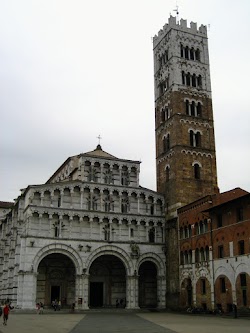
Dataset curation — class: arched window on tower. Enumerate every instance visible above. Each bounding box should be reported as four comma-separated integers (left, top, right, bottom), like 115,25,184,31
191,101,195,116
163,134,170,152
185,46,189,59
185,100,189,115
166,166,170,182
161,108,166,122
197,75,202,88
190,47,194,60
186,72,191,86
193,163,201,180
180,44,184,58
182,71,185,85
195,49,201,61
195,132,201,147
197,102,202,117
189,130,194,147
192,74,197,87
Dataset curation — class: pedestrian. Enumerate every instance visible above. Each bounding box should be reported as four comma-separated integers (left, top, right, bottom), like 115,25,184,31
3,303,10,326
36,302,41,314
40,302,44,314
58,300,61,310
71,303,75,312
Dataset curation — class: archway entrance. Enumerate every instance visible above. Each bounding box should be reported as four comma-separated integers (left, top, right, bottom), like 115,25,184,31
180,278,192,308
36,253,76,307
139,261,157,308
89,255,126,308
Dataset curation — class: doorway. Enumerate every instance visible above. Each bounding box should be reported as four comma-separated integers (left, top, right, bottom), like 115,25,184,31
51,285,60,303
89,255,126,308
90,282,103,307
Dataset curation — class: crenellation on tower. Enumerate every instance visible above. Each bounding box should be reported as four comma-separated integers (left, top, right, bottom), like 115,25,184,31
153,16,207,48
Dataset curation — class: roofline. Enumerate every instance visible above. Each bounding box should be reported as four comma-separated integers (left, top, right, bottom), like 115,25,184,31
203,192,250,213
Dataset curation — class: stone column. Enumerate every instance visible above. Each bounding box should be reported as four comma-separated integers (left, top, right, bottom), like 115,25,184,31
60,189,64,208
100,163,103,183
157,275,166,308
100,190,103,211
82,274,90,310
49,214,53,237
18,271,37,309
39,214,43,233
40,193,44,206
80,188,84,209
126,274,140,309
192,249,197,306
70,188,74,209
75,274,83,309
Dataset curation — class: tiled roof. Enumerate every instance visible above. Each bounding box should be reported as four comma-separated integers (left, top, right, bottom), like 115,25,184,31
0,201,14,208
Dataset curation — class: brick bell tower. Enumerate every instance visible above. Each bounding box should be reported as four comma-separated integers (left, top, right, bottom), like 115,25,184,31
153,16,219,308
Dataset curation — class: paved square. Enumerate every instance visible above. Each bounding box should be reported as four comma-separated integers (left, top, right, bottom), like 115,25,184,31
2,311,250,333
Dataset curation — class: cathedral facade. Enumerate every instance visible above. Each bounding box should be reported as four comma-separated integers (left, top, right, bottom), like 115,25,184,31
0,145,166,309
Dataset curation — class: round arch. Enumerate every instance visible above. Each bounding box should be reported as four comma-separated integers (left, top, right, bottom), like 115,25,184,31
33,243,83,275
136,252,165,277
85,245,134,275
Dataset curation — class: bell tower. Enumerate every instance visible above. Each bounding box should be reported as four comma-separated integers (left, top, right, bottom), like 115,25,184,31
153,16,219,308
153,16,218,218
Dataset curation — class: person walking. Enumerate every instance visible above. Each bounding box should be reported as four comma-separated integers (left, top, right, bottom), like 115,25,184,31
3,303,10,326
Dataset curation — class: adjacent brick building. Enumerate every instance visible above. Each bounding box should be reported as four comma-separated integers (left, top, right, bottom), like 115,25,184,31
178,188,250,312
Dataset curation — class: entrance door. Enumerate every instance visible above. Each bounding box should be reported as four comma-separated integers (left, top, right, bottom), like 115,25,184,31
90,282,103,307
51,285,60,303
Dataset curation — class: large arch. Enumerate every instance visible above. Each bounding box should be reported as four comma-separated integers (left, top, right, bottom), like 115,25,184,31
88,254,126,308
36,253,76,307
85,245,133,275
136,252,165,276
33,243,83,275
32,244,83,308
138,260,158,308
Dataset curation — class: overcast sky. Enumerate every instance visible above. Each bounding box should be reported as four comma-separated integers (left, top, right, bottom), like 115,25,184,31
1,0,249,202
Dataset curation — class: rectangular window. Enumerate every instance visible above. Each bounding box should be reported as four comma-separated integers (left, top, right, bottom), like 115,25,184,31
201,279,206,294
217,214,223,228
218,245,224,258
130,228,134,238
220,277,226,293
238,240,245,255
237,207,244,222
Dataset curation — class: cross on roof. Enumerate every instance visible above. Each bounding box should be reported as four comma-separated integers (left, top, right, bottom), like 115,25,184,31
97,135,102,145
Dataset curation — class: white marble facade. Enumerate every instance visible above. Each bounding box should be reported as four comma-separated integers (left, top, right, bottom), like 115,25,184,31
0,145,166,309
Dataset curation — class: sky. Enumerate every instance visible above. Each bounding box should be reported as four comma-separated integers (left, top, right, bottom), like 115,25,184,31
0,0,250,202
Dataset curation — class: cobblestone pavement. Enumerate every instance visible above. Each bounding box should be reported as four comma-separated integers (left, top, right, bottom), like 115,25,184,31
1,310,250,333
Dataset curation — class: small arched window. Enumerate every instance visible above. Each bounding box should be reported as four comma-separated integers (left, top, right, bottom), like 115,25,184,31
166,166,170,182
197,75,202,88
185,100,189,115
195,49,200,61
149,228,155,243
182,71,185,85
194,163,201,179
197,102,202,117
192,74,197,87
186,72,191,86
